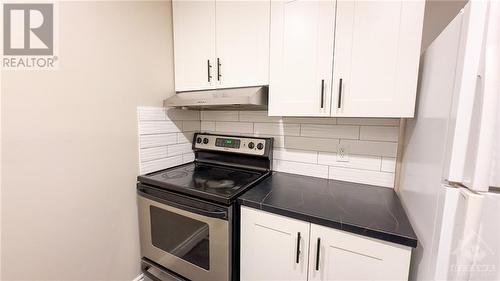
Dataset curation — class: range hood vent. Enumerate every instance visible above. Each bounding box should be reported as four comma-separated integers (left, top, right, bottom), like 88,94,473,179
164,86,268,110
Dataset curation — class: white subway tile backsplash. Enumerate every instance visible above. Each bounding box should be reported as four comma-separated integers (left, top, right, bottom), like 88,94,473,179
283,117,337,124
201,121,216,132
140,133,178,148
182,120,201,132
177,132,196,144
285,136,339,152
381,157,397,172
360,126,399,142
139,121,182,135
273,149,318,164
274,160,329,179
337,118,400,126
167,143,192,157
254,134,285,148
137,107,401,188
137,107,198,174
140,146,168,162
328,166,395,188
318,152,382,171
201,111,239,121
141,155,183,175
182,152,195,163
301,124,359,139
239,111,282,123
215,122,253,134
254,123,300,136
340,139,398,157
165,108,200,121
138,106,166,121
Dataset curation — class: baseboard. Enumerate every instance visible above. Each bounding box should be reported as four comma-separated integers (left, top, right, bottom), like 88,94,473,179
132,273,144,281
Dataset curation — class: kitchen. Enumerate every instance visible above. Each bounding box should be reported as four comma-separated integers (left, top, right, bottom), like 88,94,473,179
1,1,499,281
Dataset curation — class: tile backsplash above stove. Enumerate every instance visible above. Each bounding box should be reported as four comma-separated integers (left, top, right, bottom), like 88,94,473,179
137,107,401,188
137,107,198,174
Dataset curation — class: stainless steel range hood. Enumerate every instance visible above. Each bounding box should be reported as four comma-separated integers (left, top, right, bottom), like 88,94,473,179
163,86,268,110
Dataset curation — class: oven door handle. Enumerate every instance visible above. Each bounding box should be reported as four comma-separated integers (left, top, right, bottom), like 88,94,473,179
142,259,188,281
138,189,228,219
143,265,163,281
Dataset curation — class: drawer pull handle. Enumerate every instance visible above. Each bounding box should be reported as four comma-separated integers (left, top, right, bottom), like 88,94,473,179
315,238,321,271
337,78,343,109
217,58,222,81
207,60,212,82
320,80,325,109
296,232,301,264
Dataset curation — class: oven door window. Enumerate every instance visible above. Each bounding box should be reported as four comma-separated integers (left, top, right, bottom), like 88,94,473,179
150,206,210,270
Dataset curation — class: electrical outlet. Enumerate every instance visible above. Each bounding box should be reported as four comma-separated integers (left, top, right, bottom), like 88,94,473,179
337,145,349,162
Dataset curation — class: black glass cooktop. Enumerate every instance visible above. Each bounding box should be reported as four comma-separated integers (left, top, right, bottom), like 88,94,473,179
138,162,268,205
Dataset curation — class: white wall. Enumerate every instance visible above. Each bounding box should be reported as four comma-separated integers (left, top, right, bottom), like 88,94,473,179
1,2,174,280
138,108,401,188
421,0,467,51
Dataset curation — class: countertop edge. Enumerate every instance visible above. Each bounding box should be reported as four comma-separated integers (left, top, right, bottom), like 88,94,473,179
237,198,418,248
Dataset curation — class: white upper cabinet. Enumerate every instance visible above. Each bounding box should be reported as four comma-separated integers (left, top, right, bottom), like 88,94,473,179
172,0,270,92
268,0,425,117
240,207,310,281
216,1,270,88
269,0,336,116
172,0,216,92
332,1,425,117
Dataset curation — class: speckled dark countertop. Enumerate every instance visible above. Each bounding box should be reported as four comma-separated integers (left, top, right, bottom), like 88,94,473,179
238,172,418,248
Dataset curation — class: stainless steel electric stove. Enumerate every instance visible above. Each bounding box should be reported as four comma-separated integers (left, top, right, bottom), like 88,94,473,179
137,133,273,281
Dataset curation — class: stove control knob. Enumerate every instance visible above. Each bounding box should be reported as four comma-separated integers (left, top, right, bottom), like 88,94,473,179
248,142,255,149
203,138,209,144
257,143,264,150
196,137,202,144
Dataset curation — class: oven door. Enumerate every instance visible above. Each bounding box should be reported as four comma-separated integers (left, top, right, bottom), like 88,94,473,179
137,185,230,281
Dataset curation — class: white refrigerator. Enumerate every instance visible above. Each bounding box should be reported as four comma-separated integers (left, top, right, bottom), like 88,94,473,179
399,1,500,281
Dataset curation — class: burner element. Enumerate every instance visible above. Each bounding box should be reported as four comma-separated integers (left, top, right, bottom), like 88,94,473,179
161,170,188,179
206,179,236,189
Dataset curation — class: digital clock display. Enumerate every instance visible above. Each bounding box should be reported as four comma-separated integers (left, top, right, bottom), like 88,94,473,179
215,138,240,148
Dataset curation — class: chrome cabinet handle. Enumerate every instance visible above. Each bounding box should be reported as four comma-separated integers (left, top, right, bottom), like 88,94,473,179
320,80,325,108
315,238,321,271
217,58,221,81
296,232,301,264
207,60,212,82
337,78,343,109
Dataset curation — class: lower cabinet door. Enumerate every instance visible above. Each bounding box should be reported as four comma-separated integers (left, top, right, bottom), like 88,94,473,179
308,224,412,281
240,207,310,281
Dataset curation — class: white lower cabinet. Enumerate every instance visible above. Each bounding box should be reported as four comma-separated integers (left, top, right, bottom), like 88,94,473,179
241,207,412,281
240,207,310,281
308,224,411,281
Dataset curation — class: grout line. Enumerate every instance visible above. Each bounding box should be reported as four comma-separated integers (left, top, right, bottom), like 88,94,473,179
328,165,395,174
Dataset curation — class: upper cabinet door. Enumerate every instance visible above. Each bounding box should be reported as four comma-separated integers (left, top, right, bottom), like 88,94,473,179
240,207,310,281
308,224,412,281
172,0,216,91
269,0,336,116
332,1,425,117
215,1,270,88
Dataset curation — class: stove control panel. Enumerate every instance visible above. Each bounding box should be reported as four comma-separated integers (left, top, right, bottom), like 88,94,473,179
194,133,269,156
